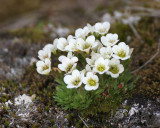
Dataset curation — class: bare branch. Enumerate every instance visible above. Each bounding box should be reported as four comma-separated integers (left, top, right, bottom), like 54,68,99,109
131,42,160,73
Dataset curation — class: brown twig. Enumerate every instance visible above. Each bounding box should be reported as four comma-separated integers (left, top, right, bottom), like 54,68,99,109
131,42,160,73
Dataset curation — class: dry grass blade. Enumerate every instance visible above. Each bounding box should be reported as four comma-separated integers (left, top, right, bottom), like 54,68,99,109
129,23,144,44
131,41,160,73
78,115,89,128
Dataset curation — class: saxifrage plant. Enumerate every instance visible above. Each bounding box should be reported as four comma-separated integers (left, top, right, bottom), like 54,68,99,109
36,22,137,115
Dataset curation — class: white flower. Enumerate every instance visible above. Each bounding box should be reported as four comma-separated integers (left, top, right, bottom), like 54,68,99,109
65,38,77,52
94,22,110,35
107,58,124,78
38,49,51,61
58,58,77,73
85,35,98,48
36,58,51,75
57,37,68,51
77,35,97,53
101,33,119,47
112,42,133,60
83,72,99,91
92,40,103,53
100,46,112,59
64,69,84,88
43,38,58,54
85,64,92,72
93,57,109,74
81,64,93,76
87,23,95,33
75,26,90,39
67,35,74,40
58,52,74,62
58,53,78,73
86,51,101,67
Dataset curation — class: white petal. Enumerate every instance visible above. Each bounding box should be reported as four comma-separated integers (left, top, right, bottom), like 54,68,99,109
85,64,92,72
86,58,93,66
53,38,58,46
101,36,107,46
37,67,43,74
121,55,130,60
42,69,50,75
67,35,74,40
69,63,77,73
86,72,94,77
58,55,66,62
112,54,121,60
67,52,73,58
36,61,44,67
71,57,78,63
58,64,65,71
85,83,99,91
86,35,95,44
82,77,88,84
110,73,119,78
92,75,99,82
72,69,80,77
64,75,72,84
119,64,124,73
67,84,76,88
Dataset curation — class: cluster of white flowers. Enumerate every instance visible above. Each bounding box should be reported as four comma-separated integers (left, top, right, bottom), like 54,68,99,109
36,22,133,91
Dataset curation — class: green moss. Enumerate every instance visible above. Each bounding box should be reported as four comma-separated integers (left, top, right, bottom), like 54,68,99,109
37,106,42,113
31,123,41,128
45,106,49,112
76,121,83,128
136,17,160,46
66,113,74,121
144,2,150,8
4,121,9,127
50,126,56,128
95,5,108,12
50,119,55,124
110,22,133,42
10,27,45,43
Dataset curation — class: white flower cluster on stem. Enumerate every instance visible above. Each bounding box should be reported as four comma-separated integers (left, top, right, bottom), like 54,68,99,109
36,22,133,91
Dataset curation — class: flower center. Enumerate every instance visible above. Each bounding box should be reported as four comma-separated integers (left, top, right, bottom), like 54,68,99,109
97,64,105,72
104,52,111,57
109,40,115,44
72,78,81,86
117,50,126,58
43,65,49,70
88,78,96,86
99,28,106,33
43,54,48,59
63,43,68,49
66,64,72,72
83,43,91,49
109,65,119,74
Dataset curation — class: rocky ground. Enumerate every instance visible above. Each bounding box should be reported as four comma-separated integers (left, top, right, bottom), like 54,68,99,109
0,0,160,127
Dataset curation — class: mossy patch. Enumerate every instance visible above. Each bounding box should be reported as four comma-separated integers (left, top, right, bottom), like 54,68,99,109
9,25,48,43
136,17,160,46
110,22,133,42
129,17,160,98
